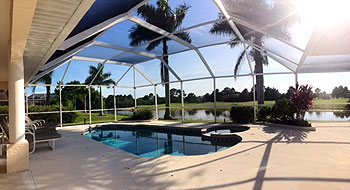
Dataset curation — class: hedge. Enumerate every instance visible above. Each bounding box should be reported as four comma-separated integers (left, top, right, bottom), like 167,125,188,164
132,110,153,120
0,105,77,123
230,106,254,123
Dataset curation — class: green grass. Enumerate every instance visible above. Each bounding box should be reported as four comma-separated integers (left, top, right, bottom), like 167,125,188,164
312,98,349,110
63,112,130,126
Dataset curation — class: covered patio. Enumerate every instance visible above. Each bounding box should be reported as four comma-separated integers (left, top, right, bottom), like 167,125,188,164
1,0,350,189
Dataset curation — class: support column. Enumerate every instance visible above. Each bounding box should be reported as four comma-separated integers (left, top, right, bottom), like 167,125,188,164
5,0,37,173
8,60,26,143
252,76,257,122
154,85,158,120
213,78,217,123
88,86,92,125
7,59,29,173
113,85,117,121
295,73,298,86
59,84,63,127
180,81,185,123
133,67,137,108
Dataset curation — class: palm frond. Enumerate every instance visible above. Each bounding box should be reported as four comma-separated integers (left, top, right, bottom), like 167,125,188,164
210,21,235,36
174,31,192,43
173,3,190,29
234,50,246,76
137,3,157,21
146,39,162,51
32,72,53,92
129,25,161,48
228,37,241,48
101,79,114,85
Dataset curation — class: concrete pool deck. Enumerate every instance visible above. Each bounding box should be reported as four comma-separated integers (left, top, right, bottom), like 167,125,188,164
1,121,350,190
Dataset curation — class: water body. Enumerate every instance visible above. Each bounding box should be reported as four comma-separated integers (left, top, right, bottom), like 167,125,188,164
118,109,350,121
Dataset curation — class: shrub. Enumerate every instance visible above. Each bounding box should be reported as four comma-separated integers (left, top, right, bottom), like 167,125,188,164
271,98,296,122
0,105,77,123
29,105,77,123
0,106,8,114
257,106,272,121
290,83,314,121
230,106,254,123
132,110,153,120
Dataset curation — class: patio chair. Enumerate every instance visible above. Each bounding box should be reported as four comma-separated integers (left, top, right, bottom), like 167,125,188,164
0,118,35,154
0,118,61,154
25,116,57,130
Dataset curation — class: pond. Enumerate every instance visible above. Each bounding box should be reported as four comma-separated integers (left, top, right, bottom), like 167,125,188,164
117,109,350,122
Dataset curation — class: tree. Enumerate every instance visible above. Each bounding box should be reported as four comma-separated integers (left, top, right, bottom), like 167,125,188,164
185,92,198,103
221,87,236,102
128,0,191,119
55,80,96,110
170,88,185,103
32,72,54,105
314,88,321,99
239,89,250,102
85,63,114,116
332,86,350,98
202,93,211,102
264,87,281,101
210,0,297,105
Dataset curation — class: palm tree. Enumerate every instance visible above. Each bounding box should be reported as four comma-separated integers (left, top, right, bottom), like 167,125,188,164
85,63,114,116
210,0,297,105
32,72,54,105
128,0,191,119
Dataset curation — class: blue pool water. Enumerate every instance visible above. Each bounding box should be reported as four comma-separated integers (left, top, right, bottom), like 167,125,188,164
84,126,240,158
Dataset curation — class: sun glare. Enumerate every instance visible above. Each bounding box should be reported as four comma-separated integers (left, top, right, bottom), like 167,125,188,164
295,0,350,27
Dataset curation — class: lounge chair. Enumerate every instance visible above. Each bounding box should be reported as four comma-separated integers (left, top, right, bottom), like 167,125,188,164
25,116,57,130
0,118,61,154
0,118,35,154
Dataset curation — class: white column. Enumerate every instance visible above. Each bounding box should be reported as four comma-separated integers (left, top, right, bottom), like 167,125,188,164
59,84,63,127
213,78,217,123
154,85,158,120
252,75,257,122
295,73,298,86
113,85,117,121
180,81,185,123
133,67,137,108
88,86,92,125
8,59,25,144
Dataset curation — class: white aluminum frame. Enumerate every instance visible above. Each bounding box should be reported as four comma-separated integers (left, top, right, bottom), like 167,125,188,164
27,0,350,124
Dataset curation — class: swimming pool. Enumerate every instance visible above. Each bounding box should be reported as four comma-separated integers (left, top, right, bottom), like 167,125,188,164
83,125,242,158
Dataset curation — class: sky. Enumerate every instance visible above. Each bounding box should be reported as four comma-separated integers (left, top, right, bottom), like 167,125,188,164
31,0,350,98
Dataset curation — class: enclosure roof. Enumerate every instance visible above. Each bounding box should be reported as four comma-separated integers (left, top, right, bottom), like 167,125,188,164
32,0,350,84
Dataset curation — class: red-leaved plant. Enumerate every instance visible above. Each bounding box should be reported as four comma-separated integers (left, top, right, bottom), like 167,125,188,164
290,83,314,121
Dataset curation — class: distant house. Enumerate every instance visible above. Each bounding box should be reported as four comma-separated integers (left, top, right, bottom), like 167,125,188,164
0,90,7,106
28,93,56,105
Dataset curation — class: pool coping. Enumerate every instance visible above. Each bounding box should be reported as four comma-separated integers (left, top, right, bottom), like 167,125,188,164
264,122,317,131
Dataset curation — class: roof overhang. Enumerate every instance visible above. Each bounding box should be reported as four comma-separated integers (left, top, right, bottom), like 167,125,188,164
24,0,96,85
